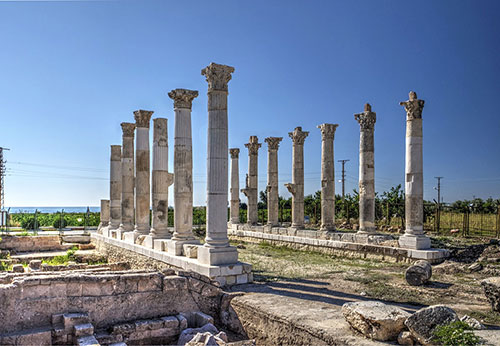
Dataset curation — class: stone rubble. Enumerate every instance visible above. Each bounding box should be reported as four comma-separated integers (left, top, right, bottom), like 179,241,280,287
404,305,459,345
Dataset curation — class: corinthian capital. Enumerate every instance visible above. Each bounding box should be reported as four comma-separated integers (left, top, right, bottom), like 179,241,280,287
133,110,154,128
201,62,235,92
354,103,376,130
264,137,283,151
288,126,309,145
121,122,136,138
245,136,262,155
317,123,338,139
400,91,425,120
229,148,240,159
168,89,198,109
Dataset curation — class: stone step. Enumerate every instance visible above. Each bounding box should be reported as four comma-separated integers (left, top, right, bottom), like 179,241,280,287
63,312,90,332
77,335,100,346
74,323,95,337
109,343,127,346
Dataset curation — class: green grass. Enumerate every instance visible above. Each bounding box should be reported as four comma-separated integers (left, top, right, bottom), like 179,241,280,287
467,310,500,326
43,247,78,266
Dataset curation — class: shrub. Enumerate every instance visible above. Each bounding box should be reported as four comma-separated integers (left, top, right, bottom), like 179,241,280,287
20,217,38,230
433,321,481,346
53,217,67,229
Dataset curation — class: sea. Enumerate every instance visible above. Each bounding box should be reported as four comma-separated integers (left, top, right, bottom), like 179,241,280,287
5,207,100,214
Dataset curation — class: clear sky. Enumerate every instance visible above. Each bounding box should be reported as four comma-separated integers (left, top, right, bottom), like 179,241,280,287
1,0,499,207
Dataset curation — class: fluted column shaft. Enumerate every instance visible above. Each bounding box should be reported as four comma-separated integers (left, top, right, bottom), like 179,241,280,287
108,145,122,230
265,137,282,226
119,123,135,232
318,124,338,231
229,148,240,224
243,136,261,225
134,110,153,235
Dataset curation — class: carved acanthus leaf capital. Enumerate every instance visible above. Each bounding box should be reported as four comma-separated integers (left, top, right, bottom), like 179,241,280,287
201,62,235,92
288,127,309,145
134,110,154,128
121,122,136,138
245,136,262,155
264,137,283,151
229,148,240,159
168,89,198,109
400,91,425,120
317,123,338,139
354,104,376,130
153,118,168,146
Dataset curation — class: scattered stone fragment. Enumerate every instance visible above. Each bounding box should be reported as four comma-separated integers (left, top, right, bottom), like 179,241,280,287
28,259,42,271
460,315,486,330
185,332,219,346
342,301,411,341
397,331,415,345
468,262,483,272
481,277,500,312
11,264,24,273
405,260,432,286
177,323,219,346
405,305,459,345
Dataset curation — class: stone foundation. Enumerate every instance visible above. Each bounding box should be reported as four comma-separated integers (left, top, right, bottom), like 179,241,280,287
0,235,72,253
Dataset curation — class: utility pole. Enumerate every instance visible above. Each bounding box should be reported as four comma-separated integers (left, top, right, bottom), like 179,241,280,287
338,159,349,203
434,177,443,205
0,147,10,211
434,176,443,233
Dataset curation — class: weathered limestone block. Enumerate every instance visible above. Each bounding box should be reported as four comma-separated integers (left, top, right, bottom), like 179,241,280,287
405,305,458,345
28,260,42,271
405,260,432,286
12,264,24,273
342,301,410,341
481,277,500,312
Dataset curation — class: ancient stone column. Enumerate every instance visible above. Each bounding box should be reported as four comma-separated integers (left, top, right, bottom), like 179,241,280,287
229,148,240,225
265,137,282,227
241,136,261,225
119,122,135,236
108,145,122,230
355,104,376,234
399,91,431,249
317,124,338,232
166,89,200,255
133,110,153,237
97,199,110,234
285,127,309,229
198,62,238,265
149,118,174,243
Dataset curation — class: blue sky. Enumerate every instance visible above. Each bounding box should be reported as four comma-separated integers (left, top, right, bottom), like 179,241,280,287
1,0,499,207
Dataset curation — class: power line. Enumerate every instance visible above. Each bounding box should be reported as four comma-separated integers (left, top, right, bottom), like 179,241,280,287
0,147,11,211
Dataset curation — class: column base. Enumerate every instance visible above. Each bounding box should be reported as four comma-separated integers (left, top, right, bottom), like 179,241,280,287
142,234,168,249
123,231,139,244
398,234,431,250
165,239,201,256
198,245,238,266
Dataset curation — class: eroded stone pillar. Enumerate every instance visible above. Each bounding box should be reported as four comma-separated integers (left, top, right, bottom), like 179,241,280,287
265,137,282,227
108,145,122,230
133,110,153,236
229,148,240,225
285,127,309,229
198,62,238,265
241,136,261,225
317,124,338,232
167,89,200,255
149,118,174,242
98,199,110,234
119,123,135,235
355,104,376,234
399,91,431,249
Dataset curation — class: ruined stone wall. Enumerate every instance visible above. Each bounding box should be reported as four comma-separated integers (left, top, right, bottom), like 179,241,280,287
0,235,66,252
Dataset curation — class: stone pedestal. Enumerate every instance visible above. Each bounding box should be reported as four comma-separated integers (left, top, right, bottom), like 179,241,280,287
241,136,261,225
399,91,431,250
166,89,200,255
229,148,240,224
285,127,309,229
265,137,282,226
199,62,238,265
317,124,338,232
97,199,110,234
133,110,153,237
108,145,122,231
355,104,376,234
119,123,135,236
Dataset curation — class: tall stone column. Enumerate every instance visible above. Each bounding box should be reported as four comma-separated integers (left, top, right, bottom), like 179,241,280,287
198,62,238,265
355,104,376,234
317,124,338,232
97,199,110,234
285,127,309,229
265,137,282,227
108,145,122,230
241,136,261,225
399,91,430,249
166,89,200,255
229,148,240,225
119,122,135,236
149,118,174,243
133,110,153,237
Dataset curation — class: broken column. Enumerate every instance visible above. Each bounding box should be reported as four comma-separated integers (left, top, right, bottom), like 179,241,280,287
399,91,430,249
229,148,240,225
146,118,174,247
265,137,282,227
241,136,261,225
317,124,338,232
285,127,309,229
198,62,238,265
97,199,110,234
108,145,121,231
118,122,135,239
355,104,377,234
166,89,200,255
